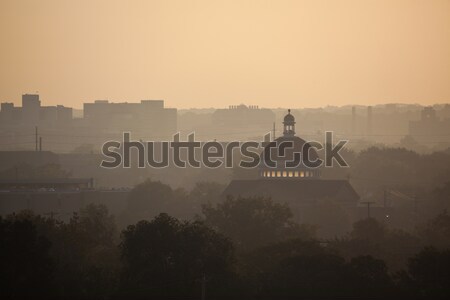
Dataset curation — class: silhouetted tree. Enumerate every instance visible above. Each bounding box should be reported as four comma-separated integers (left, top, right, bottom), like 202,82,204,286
333,218,421,271
0,217,54,299
401,247,450,298
119,213,237,299
124,179,173,223
202,196,316,251
6,205,120,299
417,210,450,250
189,181,225,205
244,239,393,299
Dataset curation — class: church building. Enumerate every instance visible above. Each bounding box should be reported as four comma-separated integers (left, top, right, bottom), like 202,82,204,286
223,110,359,224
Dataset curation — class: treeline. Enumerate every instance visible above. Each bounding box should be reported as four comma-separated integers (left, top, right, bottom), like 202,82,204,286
325,146,450,191
2,197,450,299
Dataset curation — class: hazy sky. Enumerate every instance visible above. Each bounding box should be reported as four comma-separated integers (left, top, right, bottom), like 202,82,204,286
0,0,449,109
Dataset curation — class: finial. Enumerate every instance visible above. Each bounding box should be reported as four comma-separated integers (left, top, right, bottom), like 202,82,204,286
288,109,291,114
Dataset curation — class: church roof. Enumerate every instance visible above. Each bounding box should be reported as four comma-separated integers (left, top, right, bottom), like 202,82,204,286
283,111,295,123
222,179,359,204
259,136,320,169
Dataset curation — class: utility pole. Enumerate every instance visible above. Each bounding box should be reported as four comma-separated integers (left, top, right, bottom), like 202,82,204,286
35,126,38,151
361,201,375,218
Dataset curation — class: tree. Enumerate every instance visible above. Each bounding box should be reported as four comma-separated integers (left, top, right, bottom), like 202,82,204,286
119,213,237,299
6,205,120,300
303,197,352,238
247,239,393,299
348,255,393,297
57,204,120,299
417,210,450,250
76,203,118,248
202,196,316,252
124,179,173,223
0,217,54,299
333,218,421,271
189,181,226,205
351,217,387,242
403,247,450,298
428,182,450,216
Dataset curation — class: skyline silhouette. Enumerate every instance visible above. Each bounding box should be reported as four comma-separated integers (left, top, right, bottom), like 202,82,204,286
1,0,449,109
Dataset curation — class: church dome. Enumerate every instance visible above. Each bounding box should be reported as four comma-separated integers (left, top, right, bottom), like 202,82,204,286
283,111,295,123
259,136,319,170
258,109,321,179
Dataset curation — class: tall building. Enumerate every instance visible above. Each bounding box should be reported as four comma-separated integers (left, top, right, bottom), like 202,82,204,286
0,94,73,126
22,94,41,124
83,99,177,140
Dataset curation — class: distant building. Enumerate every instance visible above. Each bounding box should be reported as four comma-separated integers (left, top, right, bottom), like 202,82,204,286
0,95,177,151
83,99,177,139
210,104,275,140
0,94,73,126
409,106,450,145
213,104,274,125
0,178,94,191
223,110,359,222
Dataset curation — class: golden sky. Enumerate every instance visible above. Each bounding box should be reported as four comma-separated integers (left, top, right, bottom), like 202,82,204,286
0,0,449,109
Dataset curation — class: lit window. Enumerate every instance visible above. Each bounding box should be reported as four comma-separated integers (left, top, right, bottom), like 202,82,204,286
288,171,293,177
